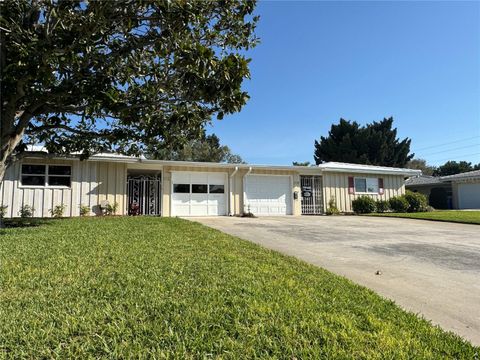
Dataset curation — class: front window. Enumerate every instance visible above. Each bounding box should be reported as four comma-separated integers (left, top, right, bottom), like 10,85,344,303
21,164,71,187
354,177,379,194
21,164,46,186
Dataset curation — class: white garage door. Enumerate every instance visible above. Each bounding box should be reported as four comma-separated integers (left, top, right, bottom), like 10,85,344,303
458,183,480,209
245,175,292,216
171,172,227,216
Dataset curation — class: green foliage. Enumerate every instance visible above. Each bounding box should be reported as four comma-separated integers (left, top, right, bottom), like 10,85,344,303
325,197,340,215
0,217,476,357
404,191,428,212
433,161,478,176
314,117,413,167
292,161,311,166
368,211,480,225
149,131,244,163
388,196,409,213
79,204,91,217
1,0,258,175
375,200,390,213
49,204,66,218
0,205,7,218
104,202,119,216
352,196,376,214
429,188,448,209
406,158,436,176
18,205,34,218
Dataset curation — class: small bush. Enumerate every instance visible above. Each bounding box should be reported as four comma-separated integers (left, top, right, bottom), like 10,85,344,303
18,205,34,218
375,200,390,213
50,204,66,218
404,191,428,212
0,205,8,218
105,202,119,216
352,196,376,214
388,196,409,213
326,197,340,215
79,204,91,217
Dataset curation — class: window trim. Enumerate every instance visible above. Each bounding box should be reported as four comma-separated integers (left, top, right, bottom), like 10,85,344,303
354,176,379,194
20,164,72,189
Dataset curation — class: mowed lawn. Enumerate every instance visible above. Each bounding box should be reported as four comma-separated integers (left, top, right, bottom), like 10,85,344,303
368,210,480,225
0,218,477,358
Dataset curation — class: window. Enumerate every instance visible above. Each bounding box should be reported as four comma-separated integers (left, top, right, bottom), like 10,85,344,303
21,165,46,186
209,184,225,194
354,177,379,194
173,184,190,193
48,165,71,187
21,164,71,187
192,184,208,193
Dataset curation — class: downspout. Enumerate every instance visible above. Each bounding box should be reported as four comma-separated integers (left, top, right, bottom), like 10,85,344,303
229,166,239,216
242,167,253,214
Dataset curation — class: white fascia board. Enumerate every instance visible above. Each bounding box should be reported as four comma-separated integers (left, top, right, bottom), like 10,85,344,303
318,162,421,176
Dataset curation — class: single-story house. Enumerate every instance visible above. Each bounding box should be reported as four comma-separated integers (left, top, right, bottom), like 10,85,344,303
406,170,480,209
0,150,420,218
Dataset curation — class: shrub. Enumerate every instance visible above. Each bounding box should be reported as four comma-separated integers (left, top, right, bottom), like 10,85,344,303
375,200,390,213
326,197,340,215
388,196,409,213
18,205,34,218
404,191,428,212
79,204,91,217
50,204,66,218
429,187,448,209
105,202,119,216
0,205,8,218
352,196,376,214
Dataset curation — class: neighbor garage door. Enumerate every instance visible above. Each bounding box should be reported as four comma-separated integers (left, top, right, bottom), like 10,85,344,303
244,175,292,216
458,183,480,209
171,172,227,216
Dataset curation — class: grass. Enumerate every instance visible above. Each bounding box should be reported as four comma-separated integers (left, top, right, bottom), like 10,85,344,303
0,217,477,358
367,210,480,225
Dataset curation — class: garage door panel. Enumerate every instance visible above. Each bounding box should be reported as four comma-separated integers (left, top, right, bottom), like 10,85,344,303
171,171,227,216
245,175,292,216
458,183,480,209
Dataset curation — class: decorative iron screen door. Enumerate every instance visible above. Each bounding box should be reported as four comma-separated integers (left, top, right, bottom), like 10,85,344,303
127,175,162,215
300,176,323,215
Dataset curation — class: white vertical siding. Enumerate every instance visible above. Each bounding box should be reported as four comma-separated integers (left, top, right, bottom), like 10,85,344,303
322,172,405,213
0,158,126,218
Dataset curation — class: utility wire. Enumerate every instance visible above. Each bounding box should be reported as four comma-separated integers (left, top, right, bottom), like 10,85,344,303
419,143,480,156
414,135,480,151
428,152,480,163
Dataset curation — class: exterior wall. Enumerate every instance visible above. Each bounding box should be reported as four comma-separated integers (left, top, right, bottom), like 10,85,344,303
0,158,127,218
322,172,405,213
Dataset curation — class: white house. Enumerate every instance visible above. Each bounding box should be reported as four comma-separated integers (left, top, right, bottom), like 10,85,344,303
0,150,420,218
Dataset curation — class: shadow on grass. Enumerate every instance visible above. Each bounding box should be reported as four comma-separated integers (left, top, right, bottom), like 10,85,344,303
1,217,57,229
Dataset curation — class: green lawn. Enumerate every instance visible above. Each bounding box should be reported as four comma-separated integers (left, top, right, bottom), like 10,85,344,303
367,210,480,225
0,217,477,358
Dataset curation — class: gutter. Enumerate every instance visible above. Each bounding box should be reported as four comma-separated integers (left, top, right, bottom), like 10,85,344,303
228,166,239,216
242,167,253,214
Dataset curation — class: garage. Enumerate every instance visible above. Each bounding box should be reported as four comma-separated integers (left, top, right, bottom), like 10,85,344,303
457,183,480,209
244,175,292,216
171,172,227,216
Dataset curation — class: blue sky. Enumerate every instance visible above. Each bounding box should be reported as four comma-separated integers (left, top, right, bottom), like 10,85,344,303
206,1,480,166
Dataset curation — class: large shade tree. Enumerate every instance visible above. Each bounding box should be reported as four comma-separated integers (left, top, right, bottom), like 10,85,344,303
314,117,414,167
149,131,244,163
0,0,258,182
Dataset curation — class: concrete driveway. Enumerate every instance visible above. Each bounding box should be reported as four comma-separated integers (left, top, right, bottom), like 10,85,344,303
193,216,480,345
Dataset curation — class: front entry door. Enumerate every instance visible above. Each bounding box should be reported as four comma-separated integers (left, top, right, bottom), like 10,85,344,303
300,176,323,215
127,175,162,215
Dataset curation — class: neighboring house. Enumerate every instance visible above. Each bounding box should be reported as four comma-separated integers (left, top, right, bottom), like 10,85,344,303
0,150,420,218
406,170,480,209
